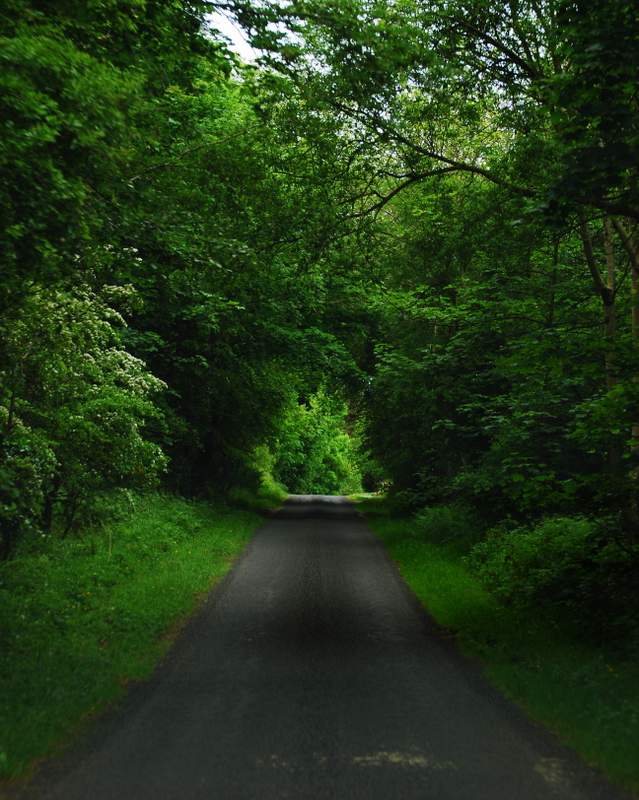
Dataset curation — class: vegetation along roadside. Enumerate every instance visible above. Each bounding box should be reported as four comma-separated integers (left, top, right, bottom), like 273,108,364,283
3,0,639,794
0,490,280,783
355,495,639,796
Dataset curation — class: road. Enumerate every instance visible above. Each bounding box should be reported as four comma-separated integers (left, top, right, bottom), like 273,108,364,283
20,495,626,799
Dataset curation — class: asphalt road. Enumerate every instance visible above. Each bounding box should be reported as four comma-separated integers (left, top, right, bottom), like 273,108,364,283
20,495,627,800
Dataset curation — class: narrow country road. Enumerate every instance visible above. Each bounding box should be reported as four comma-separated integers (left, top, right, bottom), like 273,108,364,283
20,496,627,800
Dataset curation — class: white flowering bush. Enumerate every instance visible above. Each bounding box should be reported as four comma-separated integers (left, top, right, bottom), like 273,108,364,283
0,284,167,553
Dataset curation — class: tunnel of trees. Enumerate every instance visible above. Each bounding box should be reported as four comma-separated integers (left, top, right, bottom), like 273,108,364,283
1,0,639,709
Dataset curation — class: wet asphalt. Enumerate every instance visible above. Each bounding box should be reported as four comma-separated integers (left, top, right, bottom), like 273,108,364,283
15,495,629,799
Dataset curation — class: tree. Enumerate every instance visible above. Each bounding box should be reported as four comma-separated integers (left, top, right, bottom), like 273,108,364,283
0,285,166,555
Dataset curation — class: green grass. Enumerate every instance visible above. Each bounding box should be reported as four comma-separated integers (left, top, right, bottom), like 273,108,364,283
0,492,265,781
356,498,639,796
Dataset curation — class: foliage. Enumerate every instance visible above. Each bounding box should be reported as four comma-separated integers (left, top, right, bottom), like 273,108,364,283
222,0,639,531
227,445,288,512
0,286,166,556
358,172,639,524
271,389,363,495
0,27,139,310
0,0,364,550
469,516,639,636
412,504,478,549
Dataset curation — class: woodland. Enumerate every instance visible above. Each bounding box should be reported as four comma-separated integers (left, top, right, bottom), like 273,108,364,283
1,0,639,785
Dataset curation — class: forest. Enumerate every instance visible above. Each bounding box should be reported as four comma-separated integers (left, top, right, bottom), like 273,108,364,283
1,0,639,792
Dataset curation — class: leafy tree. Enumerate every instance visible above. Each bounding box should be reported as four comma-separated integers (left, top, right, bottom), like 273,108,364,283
271,389,362,495
0,285,166,555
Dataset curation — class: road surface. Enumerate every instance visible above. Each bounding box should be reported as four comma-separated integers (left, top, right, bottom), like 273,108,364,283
18,495,627,799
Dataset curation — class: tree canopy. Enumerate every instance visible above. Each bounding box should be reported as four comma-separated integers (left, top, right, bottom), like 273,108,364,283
1,0,639,635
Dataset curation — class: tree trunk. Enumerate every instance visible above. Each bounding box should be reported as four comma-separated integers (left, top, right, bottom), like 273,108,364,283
603,217,617,388
612,219,639,451
545,238,559,329
62,491,80,537
42,474,61,534
611,218,639,542
579,214,620,469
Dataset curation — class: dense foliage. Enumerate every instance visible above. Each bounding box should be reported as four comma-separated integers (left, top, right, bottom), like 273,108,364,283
269,389,362,494
0,0,365,553
226,0,639,634
1,0,638,633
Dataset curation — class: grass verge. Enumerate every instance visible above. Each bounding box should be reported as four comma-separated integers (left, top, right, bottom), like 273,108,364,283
355,495,639,796
0,492,266,782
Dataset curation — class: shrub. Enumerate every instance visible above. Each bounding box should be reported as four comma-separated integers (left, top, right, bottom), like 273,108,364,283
412,503,477,549
468,515,639,639
271,389,362,495
469,516,597,605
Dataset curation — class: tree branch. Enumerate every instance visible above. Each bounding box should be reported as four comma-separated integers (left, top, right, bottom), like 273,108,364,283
332,101,535,198
128,126,260,183
346,168,461,219
612,219,639,270
449,16,541,81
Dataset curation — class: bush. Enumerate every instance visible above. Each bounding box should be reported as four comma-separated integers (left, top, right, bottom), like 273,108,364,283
0,423,56,558
468,515,639,639
412,503,477,549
